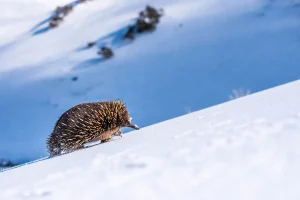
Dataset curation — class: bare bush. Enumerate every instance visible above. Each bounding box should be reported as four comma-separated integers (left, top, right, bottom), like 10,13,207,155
229,88,251,100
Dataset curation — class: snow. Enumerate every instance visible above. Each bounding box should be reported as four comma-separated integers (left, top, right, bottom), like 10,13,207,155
0,0,300,166
1,80,300,199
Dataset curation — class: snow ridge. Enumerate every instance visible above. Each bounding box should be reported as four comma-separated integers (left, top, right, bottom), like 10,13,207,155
0,80,300,200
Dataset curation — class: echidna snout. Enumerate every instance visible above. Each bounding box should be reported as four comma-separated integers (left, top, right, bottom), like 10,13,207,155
125,117,140,130
128,124,140,130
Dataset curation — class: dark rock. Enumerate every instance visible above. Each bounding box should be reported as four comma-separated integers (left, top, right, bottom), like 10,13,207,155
136,18,156,33
71,76,78,81
87,42,96,48
98,47,114,59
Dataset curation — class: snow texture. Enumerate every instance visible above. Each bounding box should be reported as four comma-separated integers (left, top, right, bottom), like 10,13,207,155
0,80,300,200
0,0,300,165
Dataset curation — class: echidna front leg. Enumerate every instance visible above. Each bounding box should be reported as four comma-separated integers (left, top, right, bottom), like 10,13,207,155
100,129,121,143
113,130,122,137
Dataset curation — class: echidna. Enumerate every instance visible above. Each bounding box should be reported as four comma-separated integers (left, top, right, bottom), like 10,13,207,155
46,100,139,156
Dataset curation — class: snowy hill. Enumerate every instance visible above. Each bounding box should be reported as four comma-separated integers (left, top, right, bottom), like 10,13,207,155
0,0,300,165
1,80,300,200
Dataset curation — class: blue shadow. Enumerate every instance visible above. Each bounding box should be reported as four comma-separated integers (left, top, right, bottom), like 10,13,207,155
75,25,137,52
75,45,93,52
30,16,53,32
30,0,83,36
32,26,52,36
73,57,106,70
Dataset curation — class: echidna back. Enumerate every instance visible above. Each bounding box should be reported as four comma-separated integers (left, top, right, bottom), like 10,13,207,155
47,101,129,156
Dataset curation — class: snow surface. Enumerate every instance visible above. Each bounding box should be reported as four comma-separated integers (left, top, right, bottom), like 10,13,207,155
0,0,300,164
1,80,300,200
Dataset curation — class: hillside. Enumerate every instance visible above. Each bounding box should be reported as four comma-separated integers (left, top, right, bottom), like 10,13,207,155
1,80,300,199
0,0,300,165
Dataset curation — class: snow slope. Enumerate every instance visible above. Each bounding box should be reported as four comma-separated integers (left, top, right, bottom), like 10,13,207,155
0,0,300,164
1,80,300,200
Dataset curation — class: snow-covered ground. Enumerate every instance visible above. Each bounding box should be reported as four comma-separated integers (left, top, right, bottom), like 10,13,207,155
0,0,300,165
1,80,300,200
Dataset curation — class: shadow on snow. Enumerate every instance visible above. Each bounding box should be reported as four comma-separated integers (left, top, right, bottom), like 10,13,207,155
30,0,83,36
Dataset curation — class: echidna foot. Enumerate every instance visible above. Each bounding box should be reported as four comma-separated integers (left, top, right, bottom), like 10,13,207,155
100,138,111,143
113,130,122,137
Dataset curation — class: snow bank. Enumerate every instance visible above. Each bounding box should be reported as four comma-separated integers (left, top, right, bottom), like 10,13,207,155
0,0,299,167
0,80,300,200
